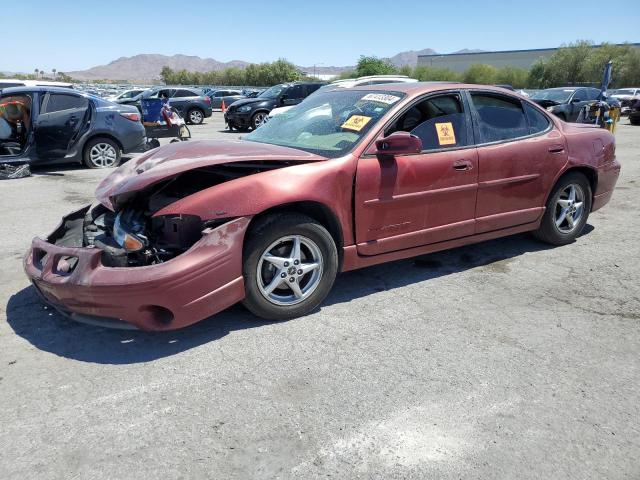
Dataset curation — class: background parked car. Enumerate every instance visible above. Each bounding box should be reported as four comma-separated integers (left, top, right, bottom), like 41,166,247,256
629,99,640,125
0,86,145,168
122,87,212,125
206,89,245,109
530,87,602,121
224,81,326,131
267,75,418,120
107,89,145,103
607,88,640,115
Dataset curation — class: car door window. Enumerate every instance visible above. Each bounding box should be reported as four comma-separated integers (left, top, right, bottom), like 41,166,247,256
304,84,322,96
572,90,584,102
470,93,529,143
523,102,551,135
43,93,88,113
587,88,601,100
387,93,470,151
174,89,195,98
287,85,304,99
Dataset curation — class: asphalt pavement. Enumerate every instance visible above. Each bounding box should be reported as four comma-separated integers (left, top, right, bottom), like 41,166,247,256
1,113,639,479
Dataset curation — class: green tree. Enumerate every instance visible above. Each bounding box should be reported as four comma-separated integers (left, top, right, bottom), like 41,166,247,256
462,64,498,85
495,66,529,88
355,56,397,76
412,65,460,82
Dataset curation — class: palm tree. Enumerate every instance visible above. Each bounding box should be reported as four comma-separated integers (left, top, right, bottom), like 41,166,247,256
39,70,44,79
34,68,39,79
52,69,57,80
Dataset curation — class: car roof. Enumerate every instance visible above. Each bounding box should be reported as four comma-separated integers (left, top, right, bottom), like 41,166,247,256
0,85,84,95
347,82,519,96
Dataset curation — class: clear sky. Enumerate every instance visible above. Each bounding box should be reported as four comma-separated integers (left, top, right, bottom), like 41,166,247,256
3,0,639,73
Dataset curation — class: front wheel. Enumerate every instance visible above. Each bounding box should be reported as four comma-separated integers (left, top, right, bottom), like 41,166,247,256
242,214,338,320
251,111,268,130
534,172,592,245
83,137,121,168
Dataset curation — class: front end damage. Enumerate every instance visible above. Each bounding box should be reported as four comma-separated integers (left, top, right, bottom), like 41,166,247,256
24,140,328,330
25,204,250,330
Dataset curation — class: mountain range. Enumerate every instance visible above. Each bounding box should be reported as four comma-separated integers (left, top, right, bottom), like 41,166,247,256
66,48,485,82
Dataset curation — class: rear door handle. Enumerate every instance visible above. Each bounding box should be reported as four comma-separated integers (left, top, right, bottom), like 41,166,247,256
453,160,472,171
548,145,565,154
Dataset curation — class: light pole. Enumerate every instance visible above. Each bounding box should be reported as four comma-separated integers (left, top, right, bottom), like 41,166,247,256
313,63,324,79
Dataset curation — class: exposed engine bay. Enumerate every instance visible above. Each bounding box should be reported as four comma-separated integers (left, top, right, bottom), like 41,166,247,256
48,161,298,267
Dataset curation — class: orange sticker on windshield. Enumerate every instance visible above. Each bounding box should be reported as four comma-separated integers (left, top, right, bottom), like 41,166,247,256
341,115,371,132
435,122,456,145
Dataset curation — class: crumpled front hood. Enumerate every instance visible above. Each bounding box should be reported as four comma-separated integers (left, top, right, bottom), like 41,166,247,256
96,139,326,210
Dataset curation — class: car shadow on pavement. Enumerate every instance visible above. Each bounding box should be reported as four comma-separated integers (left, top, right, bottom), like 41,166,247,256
323,228,593,306
6,287,274,365
6,228,593,364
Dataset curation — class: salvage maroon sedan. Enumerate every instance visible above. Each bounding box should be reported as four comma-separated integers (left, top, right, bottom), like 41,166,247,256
24,83,620,330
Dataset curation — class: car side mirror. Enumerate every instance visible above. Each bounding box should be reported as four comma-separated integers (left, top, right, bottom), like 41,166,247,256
280,94,288,105
571,98,582,103
374,131,422,156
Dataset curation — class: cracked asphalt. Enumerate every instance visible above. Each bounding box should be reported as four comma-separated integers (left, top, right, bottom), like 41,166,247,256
1,113,639,479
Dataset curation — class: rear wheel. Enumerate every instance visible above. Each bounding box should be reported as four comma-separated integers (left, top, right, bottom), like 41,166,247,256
630,116,640,126
83,137,121,169
187,108,204,125
534,172,592,245
242,214,338,320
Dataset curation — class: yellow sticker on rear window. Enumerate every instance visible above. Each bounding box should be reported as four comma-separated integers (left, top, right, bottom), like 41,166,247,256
435,122,456,145
341,115,372,132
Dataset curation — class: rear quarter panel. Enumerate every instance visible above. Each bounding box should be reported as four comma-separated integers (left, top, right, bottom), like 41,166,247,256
561,123,617,195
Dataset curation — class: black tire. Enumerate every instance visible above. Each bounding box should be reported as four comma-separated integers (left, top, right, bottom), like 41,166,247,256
251,111,268,130
242,213,338,320
187,108,204,125
630,116,640,126
83,137,121,169
534,172,592,245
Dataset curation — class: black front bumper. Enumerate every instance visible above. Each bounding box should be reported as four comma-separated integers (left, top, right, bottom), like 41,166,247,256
224,111,251,127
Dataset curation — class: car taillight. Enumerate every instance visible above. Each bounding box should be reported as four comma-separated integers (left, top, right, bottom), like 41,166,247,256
120,112,140,122
204,97,211,105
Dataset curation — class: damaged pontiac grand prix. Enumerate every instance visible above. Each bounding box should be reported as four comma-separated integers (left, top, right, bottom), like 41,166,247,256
24,83,620,330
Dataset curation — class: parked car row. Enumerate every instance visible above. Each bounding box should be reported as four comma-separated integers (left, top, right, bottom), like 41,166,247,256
110,86,213,125
224,76,420,131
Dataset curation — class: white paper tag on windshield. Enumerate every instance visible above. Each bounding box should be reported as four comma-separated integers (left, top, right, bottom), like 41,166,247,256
361,93,401,105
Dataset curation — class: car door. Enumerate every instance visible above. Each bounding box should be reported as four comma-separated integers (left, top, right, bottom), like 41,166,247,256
355,91,478,256
35,92,89,159
281,85,304,106
468,91,568,233
567,88,588,121
168,89,194,114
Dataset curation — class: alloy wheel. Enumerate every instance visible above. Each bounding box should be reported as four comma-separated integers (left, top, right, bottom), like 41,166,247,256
89,143,118,167
189,110,203,124
554,183,585,233
253,112,267,128
257,235,324,306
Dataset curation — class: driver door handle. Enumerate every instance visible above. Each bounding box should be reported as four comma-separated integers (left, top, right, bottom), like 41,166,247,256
548,145,565,154
453,160,473,171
